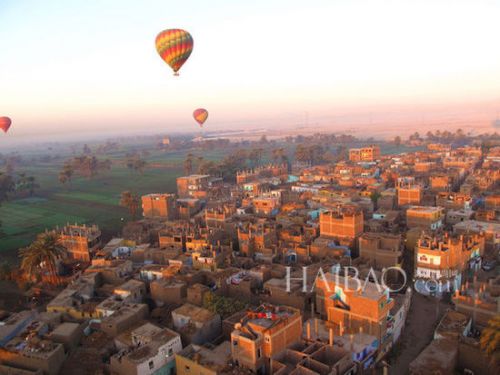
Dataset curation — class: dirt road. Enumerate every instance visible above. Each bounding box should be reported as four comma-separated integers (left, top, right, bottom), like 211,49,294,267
387,290,451,375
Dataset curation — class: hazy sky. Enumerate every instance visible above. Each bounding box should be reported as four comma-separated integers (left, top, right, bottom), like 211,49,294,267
1,0,499,138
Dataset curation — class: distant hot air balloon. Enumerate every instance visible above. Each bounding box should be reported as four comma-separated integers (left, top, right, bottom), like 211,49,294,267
193,108,208,127
0,117,11,133
155,29,193,76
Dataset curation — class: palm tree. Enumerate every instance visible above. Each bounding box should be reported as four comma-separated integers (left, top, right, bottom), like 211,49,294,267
394,136,402,148
480,315,500,369
295,144,310,163
75,155,98,179
248,148,263,167
335,145,347,162
120,191,140,219
0,172,14,204
184,154,194,175
271,148,288,164
19,232,67,284
17,173,39,196
58,172,70,185
197,156,204,173
5,160,15,175
271,148,282,162
198,160,218,175
455,128,465,140
126,156,146,174
370,191,381,210
58,164,73,187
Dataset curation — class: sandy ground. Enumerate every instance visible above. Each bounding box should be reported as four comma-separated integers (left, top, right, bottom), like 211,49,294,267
387,291,451,375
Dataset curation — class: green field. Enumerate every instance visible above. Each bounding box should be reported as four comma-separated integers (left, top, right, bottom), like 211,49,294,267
0,148,191,258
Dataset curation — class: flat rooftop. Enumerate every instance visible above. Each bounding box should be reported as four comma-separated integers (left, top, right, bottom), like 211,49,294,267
177,198,200,203
374,210,400,221
173,303,216,323
152,278,186,288
126,328,179,363
177,342,230,368
360,232,401,240
409,338,457,372
302,318,378,351
114,279,144,292
0,364,41,375
179,174,210,179
4,337,61,359
245,304,299,329
60,224,100,237
407,206,443,213
321,206,362,218
132,323,163,339
101,304,146,322
454,220,500,233
323,273,389,301
435,310,469,337
50,322,80,337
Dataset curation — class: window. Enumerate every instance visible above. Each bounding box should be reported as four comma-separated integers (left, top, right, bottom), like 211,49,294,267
149,360,154,370
233,340,238,346
168,348,173,356
257,348,261,358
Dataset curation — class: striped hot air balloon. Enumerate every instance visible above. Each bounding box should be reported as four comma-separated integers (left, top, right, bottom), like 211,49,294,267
0,117,11,133
155,29,193,75
193,108,208,127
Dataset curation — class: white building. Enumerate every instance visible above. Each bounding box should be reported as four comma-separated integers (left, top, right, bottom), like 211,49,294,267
110,324,182,375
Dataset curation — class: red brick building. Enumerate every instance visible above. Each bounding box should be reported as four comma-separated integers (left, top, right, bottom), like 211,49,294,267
319,205,364,240
57,224,101,262
231,304,302,373
349,145,381,162
141,193,177,219
397,178,423,206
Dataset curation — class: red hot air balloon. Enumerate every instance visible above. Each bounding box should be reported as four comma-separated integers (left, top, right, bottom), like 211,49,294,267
0,117,11,133
193,108,208,127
